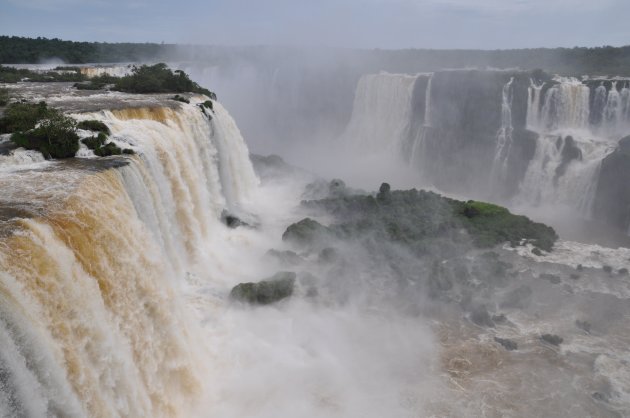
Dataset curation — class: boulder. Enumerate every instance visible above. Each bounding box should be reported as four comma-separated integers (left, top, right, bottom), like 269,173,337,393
494,337,518,351
540,333,563,346
230,271,296,305
282,218,329,247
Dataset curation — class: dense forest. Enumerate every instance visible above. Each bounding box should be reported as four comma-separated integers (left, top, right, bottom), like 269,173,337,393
1,35,630,76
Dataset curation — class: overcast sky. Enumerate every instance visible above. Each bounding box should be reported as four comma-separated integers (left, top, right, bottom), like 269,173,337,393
1,0,628,49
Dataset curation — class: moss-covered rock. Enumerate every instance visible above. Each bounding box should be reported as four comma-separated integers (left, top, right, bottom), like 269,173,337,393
94,142,122,157
297,188,557,252
82,132,108,150
230,272,296,305
282,218,330,247
77,120,110,135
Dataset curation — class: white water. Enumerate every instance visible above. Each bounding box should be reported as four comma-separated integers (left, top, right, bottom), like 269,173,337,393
491,77,514,184
520,76,622,220
341,72,418,155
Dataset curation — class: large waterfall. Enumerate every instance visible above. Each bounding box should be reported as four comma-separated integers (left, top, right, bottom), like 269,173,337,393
340,70,630,237
0,97,258,417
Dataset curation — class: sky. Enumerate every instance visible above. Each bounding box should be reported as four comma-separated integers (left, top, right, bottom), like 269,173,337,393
1,0,629,49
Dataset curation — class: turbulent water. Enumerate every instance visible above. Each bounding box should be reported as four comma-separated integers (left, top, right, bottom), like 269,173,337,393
0,70,629,418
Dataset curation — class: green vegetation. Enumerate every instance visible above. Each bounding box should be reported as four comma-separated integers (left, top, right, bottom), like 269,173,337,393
230,272,296,305
3,35,630,76
73,74,118,90
0,101,51,133
454,200,557,251
94,142,124,157
78,120,134,156
77,120,110,134
9,108,80,158
0,36,171,64
112,64,213,96
290,186,557,253
82,132,107,150
171,94,190,104
0,88,8,106
0,65,85,83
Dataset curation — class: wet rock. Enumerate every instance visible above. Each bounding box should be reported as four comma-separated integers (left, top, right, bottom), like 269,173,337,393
570,273,580,280
328,179,348,197
470,305,495,327
266,249,304,266
282,218,329,247
540,333,564,346
318,247,340,264
577,264,584,271
603,265,613,274
377,182,391,200
618,267,629,276
492,313,508,324
593,135,630,232
494,337,518,351
230,271,296,305
221,211,250,228
500,285,533,309
539,273,561,284
576,320,592,333
532,247,543,256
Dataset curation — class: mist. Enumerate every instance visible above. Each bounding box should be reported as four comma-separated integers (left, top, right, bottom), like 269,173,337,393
1,0,630,416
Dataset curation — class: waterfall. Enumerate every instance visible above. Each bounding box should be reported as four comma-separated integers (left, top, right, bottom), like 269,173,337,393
526,80,544,130
409,74,433,172
341,72,418,155
491,77,514,184
0,97,259,417
539,77,590,131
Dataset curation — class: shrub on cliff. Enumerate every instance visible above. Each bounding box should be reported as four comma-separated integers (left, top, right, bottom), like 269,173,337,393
77,120,110,134
0,101,51,133
11,111,79,158
112,63,215,97
454,200,557,251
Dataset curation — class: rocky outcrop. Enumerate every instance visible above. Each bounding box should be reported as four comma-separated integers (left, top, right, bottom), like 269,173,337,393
593,135,630,233
230,271,296,305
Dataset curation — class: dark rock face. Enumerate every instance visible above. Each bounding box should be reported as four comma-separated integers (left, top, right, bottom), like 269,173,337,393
230,271,296,305
221,211,251,228
494,337,518,351
282,218,330,247
554,136,582,183
409,70,541,200
593,135,630,233
539,273,561,284
541,333,564,346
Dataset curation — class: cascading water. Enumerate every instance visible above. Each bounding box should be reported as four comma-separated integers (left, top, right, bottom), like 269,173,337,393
340,72,418,155
526,80,544,130
519,76,622,221
0,96,259,417
491,77,514,184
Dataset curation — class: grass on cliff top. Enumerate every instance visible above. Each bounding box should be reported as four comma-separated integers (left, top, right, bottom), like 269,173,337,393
293,187,557,252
